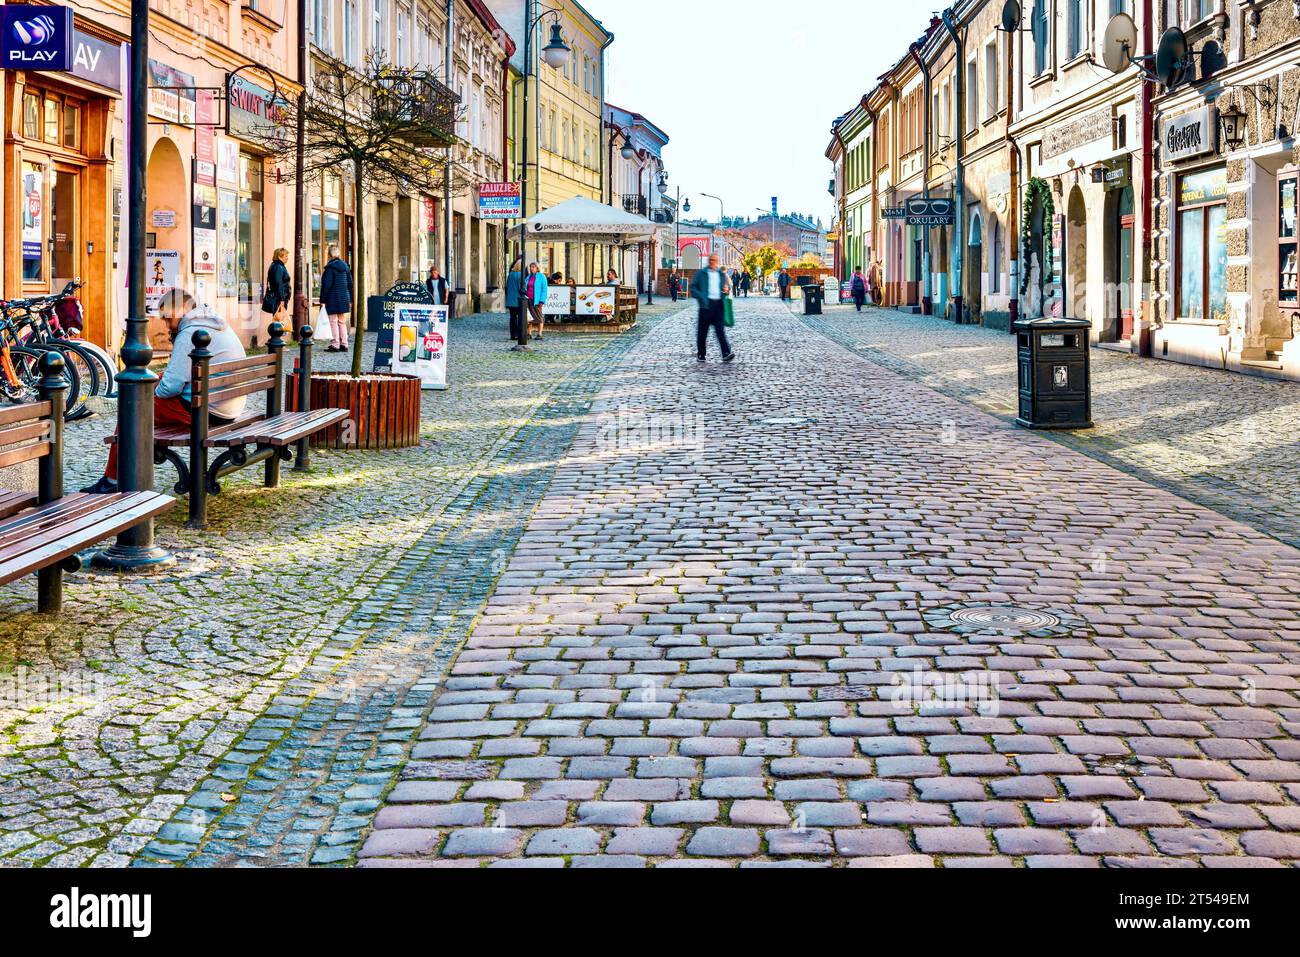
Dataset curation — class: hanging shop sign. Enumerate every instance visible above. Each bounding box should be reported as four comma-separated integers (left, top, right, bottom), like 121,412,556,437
2,5,73,71
1092,158,1130,192
478,182,522,220
882,206,908,220
148,59,196,124
226,73,289,142
1163,106,1218,162
391,303,450,391
905,197,956,227
70,29,121,90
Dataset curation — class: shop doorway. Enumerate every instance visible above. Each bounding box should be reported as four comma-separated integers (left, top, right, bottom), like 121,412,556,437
967,212,983,325
1104,185,1135,341
1066,186,1087,320
50,166,80,292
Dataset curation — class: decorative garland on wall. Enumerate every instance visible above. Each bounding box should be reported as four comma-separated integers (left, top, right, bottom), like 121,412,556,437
1021,177,1054,295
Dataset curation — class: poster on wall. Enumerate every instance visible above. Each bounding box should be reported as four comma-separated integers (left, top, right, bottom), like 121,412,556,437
391,304,450,391
1048,215,1064,318
543,285,572,317
195,90,216,186
145,250,180,315
21,166,43,266
193,229,216,276
216,139,239,187
574,286,616,317
217,188,238,298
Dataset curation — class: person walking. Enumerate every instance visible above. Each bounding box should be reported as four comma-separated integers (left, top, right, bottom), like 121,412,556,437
83,288,247,494
868,258,883,306
689,253,734,363
739,271,752,298
319,245,353,353
668,271,681,302
778,268,791,301
426,265,451,308
850,267,868,312
262,248,292,326
505,259,524,342
526,262,549,342
730,267,742,295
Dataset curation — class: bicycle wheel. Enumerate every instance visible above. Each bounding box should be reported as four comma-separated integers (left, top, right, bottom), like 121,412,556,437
68,339,117,398
8,346,84,418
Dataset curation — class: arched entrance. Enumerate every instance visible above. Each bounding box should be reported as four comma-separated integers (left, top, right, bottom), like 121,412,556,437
1066,186,1087,320
967,211,983,325
145,137,189,342
681,243,702,270
1024,178,1052,318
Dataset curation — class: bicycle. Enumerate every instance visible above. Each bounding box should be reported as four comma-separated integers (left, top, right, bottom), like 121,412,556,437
0,303,89,418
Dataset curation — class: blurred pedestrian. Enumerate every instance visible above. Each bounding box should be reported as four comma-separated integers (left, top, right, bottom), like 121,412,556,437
505,258,524,342
850,267,867,311
319,245,353,352
526,263,550,342
689,253,734,363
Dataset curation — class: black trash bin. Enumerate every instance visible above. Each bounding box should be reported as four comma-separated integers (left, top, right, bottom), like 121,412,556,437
1014,316,1093,430
803,283,824,316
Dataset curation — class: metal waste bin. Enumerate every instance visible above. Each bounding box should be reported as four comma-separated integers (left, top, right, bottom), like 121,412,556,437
1014,316,1093,430
803,283,824,316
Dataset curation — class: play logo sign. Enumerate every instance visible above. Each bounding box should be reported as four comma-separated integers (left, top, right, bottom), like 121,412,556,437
2,5,73,71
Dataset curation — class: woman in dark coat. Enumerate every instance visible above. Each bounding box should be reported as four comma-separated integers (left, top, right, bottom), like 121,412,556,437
739,272,752,297
318,245,353,352
265,248,292,324
850,267,868,311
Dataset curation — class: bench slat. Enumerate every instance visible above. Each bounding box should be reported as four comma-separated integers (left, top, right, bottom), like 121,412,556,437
0,493,141,549
208,353,276,374
206,364,278,393
148,415,269,448
0,438,50,471
204,408,349,447
0,401,51,428
0,493,174,587
0,490,37,521
207,378,280,405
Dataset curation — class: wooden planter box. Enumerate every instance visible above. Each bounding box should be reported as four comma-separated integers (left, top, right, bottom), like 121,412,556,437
286,371,422,449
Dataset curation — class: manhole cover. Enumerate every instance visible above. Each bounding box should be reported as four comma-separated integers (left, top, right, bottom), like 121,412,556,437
923,603,1086,638
947,607,1061,630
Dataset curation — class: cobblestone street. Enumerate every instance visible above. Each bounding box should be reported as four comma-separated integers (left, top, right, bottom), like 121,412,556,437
362,295,1300,868
802,301,1300,550
0,302,680,866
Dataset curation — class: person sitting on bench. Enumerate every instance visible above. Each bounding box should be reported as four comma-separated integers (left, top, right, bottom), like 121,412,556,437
84,288,248,494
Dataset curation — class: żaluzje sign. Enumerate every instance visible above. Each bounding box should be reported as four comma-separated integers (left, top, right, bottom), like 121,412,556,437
2,5,73,70
478,182,521,220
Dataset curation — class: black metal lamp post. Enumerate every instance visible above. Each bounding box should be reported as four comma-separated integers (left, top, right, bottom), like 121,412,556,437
93,0,170,570
516,1,571,352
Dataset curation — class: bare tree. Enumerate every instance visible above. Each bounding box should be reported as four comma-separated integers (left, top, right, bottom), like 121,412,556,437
255,52,470,377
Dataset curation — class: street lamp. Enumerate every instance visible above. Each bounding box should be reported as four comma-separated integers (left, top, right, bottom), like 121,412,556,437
517,2,573,351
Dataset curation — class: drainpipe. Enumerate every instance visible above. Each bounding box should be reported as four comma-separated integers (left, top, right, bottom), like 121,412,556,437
907,42,933,315
444,0,454,289
1137,0,1154,356
941,8,965,325
1005,10,1019,334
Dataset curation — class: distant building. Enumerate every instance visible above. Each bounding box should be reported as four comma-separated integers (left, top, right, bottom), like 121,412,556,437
740,215,827,260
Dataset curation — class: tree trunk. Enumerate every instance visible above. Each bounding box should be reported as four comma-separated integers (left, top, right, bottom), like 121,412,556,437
351,159,366,378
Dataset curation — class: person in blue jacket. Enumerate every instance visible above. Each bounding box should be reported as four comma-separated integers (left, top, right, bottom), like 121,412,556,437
505,259,524,342
318,245,353,352
525,262,549,342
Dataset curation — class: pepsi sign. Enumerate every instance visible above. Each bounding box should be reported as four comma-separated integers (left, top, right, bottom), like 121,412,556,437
2,5,73,71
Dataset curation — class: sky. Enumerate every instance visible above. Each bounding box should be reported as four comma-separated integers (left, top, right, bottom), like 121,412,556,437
601,0,936,227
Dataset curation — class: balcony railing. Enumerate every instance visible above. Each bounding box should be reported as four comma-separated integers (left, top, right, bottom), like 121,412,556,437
620,194,649,216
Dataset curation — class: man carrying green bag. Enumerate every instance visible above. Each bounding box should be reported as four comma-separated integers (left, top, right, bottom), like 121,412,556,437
689,253,736,364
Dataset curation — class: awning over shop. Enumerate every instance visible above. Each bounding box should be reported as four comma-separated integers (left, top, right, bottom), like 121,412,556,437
510,195,659,246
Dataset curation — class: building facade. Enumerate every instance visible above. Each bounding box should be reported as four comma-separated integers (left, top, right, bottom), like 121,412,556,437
605,103,668,291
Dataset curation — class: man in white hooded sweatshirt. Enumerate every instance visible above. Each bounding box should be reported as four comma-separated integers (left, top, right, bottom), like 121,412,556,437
84,288,247,494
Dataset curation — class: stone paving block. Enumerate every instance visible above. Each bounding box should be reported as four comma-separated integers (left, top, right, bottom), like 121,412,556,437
686,827,760,857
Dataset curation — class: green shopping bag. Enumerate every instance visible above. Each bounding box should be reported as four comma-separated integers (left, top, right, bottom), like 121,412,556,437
723,297,735,328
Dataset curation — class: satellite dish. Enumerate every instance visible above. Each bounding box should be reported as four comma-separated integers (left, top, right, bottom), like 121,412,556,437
1102,13,1137,74
1000,0,1022,32
1154,27,1188,89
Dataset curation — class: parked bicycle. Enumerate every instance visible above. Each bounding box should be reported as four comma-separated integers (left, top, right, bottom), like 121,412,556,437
0,283,102,419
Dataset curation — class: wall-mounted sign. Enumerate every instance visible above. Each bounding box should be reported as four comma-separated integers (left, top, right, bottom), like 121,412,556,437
227,73,288,142
678,236,712,257
478,182,521,220
1042,107,1112,161
882,206,907,220
151,209,177,229
905,197,956,227
195,90,216,185
2,5,73,71
145,250,181,315
148,59,196,124
70,28,120,89
1163,106,1218,162
216,138,239,186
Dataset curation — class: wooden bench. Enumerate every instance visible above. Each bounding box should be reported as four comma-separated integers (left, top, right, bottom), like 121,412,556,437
1,353,174,612
115,322,348,528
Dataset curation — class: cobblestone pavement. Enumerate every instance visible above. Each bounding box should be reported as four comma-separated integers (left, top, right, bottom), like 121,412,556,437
363,295,1300,868
0,303,683,867
800,300,1300,550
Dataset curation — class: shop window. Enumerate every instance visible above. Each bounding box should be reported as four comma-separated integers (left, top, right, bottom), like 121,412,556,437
21,161,45,282
312,172,348,298
63,103,80,150
1280,173,1298,306
44,97,59,144
1176,167,1228,322
22,92,40,140
237,154,264,303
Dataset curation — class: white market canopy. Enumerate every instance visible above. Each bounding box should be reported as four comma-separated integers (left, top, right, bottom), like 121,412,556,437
510,195,659,246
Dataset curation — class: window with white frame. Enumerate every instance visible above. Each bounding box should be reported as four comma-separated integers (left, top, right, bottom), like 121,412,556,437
313,0,332,53
396,10,409,67
1067,0,1085,59
966,58,978,131
984,39,999,119
1032,0,1049,76
344,0,359,65
1184,0,1213,24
